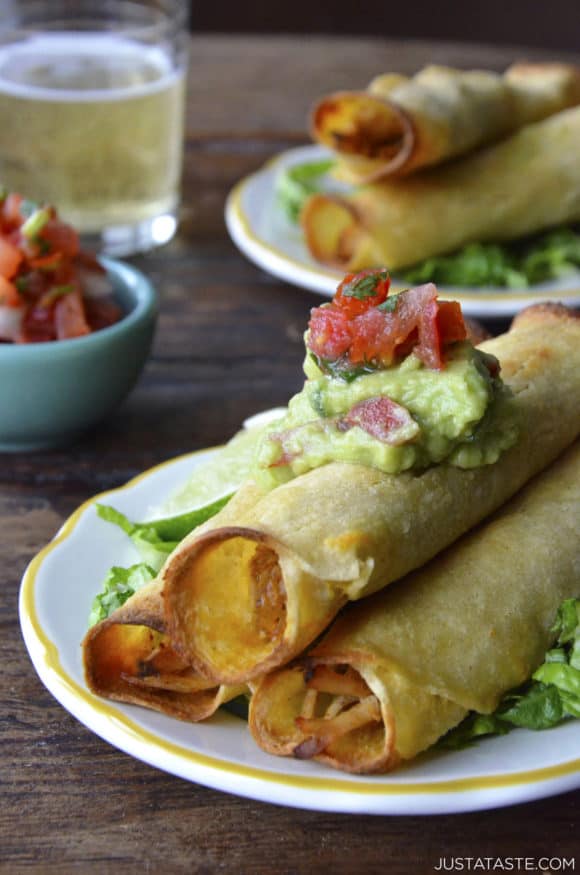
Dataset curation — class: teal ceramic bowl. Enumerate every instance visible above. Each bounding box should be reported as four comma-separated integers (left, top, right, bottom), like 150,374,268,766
0,258,157,451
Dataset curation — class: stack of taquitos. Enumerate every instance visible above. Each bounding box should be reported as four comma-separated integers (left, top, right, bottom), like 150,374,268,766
162,305,580,686
303,106,580,272
250,441,580,773
312,62,580,182
83,302,490,719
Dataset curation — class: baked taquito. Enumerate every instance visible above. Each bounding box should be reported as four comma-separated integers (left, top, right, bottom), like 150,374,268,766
312,63,580,182
162,305,580,685
250,441,580,773
83,579,245,720
304,106,580,272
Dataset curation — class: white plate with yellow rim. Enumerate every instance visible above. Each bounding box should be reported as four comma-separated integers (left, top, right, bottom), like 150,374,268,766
225,144,580,319
19,444,580,814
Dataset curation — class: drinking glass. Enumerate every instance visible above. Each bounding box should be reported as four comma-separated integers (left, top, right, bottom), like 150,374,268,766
0,0,188,255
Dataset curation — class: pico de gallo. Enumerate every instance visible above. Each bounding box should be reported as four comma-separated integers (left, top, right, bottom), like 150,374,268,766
307,269,471,376
0,191,121,343
254,269,519,486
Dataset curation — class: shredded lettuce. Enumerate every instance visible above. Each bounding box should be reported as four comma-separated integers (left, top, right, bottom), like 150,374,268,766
437,598,580,750
403,228,580,289
276,159,335,223
88,563,156,628
403,242,527,288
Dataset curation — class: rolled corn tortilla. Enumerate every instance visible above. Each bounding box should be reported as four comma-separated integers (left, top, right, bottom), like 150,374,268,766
82,482,265,718
303,106,580,272
83,579,245,721
162,305,580,685
312,63,580,182
249,440,580,773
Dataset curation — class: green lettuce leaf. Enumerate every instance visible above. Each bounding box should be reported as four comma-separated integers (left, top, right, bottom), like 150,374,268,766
403,242,527,288
436,713,511,750
88,563,156,627
436,597,580,750
276,159,335,223
497,683,564,729
89,494,233,627
520,228,580,284
533,664,580,702
95,495,232,573
403,227,580,289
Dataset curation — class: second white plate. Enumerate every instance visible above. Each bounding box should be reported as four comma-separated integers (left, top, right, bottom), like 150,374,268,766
225,144,580,318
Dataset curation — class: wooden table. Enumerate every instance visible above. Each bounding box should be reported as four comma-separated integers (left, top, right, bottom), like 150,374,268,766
3,36,579,874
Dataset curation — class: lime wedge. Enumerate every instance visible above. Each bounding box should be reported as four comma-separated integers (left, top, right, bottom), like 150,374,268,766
160,408,286,515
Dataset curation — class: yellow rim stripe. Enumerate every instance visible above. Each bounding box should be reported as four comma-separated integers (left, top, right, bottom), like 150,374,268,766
22,451,580,797
229,149,580,305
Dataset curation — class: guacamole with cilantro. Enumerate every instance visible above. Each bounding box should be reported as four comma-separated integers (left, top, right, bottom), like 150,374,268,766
255,343,518,487
253,275,519,488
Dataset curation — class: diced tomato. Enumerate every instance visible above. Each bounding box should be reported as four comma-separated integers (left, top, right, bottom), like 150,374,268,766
403,284,441,369
334,269,390,318
15,270,50,302
84,296,123,332
0,275,20,308
308,277,468,373
39,218,79,259
436,301,467,346
308,305,353,361
349,283,439,367
2,193,24,230
413,294,468,369
54,289,90,340
348,306,396,365
0,236,23,279
266,430,302,467
0,190,121,344
343,397,417,445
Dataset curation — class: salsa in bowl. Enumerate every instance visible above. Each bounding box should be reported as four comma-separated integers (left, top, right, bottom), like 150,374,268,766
0,194,157,450
0,191,123,344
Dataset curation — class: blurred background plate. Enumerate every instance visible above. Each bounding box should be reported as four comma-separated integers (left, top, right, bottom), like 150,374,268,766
226,144,580,318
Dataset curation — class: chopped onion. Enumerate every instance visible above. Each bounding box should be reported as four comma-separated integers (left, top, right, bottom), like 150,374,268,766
77,267,114,299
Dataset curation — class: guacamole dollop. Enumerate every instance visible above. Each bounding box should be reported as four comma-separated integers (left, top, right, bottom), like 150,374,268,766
254,342,519,488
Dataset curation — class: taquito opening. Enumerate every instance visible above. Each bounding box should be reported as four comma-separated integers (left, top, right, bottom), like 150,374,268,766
301,194,367,270
163,528,288,684
84,622,224,719
311,92,413,177
250,662,393,774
